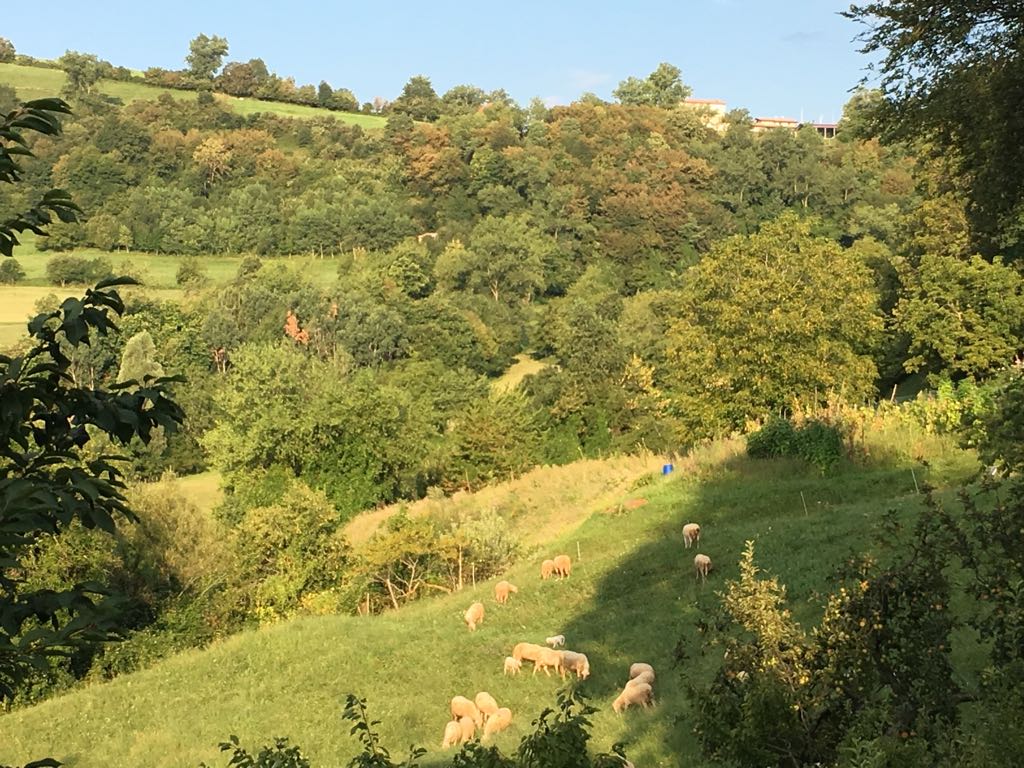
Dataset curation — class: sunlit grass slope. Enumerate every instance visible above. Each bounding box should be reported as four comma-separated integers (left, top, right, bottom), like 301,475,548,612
0,62,386,129
0,432,979,768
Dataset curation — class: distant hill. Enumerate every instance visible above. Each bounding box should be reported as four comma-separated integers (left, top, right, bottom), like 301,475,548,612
0,430,978,767
0,62,387,129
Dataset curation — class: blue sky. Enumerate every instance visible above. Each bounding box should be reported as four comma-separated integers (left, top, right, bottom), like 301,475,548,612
4,0,873,121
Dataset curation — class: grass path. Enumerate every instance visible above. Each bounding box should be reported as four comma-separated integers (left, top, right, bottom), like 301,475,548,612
0,436,978,767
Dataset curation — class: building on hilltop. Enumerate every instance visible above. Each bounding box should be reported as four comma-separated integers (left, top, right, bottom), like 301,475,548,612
751,116,800,132
682,97,728,131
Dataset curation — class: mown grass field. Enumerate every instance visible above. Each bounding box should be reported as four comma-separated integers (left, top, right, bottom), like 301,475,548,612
0,62,387,129
0,425,980,768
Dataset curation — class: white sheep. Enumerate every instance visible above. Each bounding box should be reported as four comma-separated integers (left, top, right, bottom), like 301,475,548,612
561,650,591,679
682,522,701,548
494,580,519,604
545,634,565,648
503,656,522,676
694,553,712,582
475,692,499,722
482,707,512,740
612,681,653,713
627,669,655,688
441,720,462,749
457,715,476,742
451,695,483,727
540,559,556,580
464,601,485,631
628,662,654,680
532,647,564,677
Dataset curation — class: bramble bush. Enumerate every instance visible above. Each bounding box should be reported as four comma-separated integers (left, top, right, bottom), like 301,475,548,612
746,416,845,472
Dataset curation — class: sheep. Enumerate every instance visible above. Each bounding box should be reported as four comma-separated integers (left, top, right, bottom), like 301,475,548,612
482,707,512,740
441,720,462,749
682,522,701,548
503,656,522,676
545,634,565,648
541,559,556,580
494,580,519,604
512,642,545,662
475,692,499,722
561,650,591,679
694,553,713,582
533,647,564,678
451,695,483,727
457,715,476,742
553,554,572,578
464,601,485,631
627,669,655,688
612,681,653,713
628,662,654,680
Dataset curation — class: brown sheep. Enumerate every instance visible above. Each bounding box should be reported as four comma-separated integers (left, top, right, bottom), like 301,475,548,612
628,662,655,681
457,715,476,742
533,647,565,678
441,720,462,749
553,554,572,578
682,523,701,548
627,669,655,688
475,691,499,722
494,580,519,604
464,601,485,631
512,642,545,662
694,553,712,582
482,707,512,740
540,559,556,580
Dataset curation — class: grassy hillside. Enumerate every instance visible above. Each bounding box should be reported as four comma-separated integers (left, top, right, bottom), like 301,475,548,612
0,62,386,129
0,424,979,768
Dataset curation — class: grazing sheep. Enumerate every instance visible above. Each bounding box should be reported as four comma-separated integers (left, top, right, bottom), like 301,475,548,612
553,554,572,578
545,634,565,648
494,580,519,604
561,650,591,679
442,720,462,749
628,662,654,680
682,523,701,548
541,559,556,580
532,647,564,677
694,553,713,582
512,642,545,662
451,695,483,727
475,692,499,721
482,707,513,740
457,715,476,742
503,656,522,676
627,669,655,688
612,681,653,713
464,601,485,631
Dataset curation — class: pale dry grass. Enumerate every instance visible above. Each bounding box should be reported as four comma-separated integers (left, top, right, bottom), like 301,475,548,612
489,353,549,396
344,452,666,547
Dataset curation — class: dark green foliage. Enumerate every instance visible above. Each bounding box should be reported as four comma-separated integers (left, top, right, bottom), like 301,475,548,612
342,694,425,768
0,257,24,284
44,254,113,286
746,417,845,473
202,735,310,768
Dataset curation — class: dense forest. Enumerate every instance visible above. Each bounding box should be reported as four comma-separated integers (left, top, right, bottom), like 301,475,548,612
2,5,1024,764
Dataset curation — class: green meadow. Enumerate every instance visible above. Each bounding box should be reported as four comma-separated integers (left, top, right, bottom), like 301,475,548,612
0,427,980,767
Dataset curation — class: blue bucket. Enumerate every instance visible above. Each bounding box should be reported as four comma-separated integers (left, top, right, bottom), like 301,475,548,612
662,463,674,475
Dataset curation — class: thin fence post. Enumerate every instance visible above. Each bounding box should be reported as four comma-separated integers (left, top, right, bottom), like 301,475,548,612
911,467,920,494
800,491,809,516
576,541,581,563
472,562,476,588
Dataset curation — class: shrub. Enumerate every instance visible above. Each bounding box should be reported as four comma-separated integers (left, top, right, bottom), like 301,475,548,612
0,258,25,284
747,416,844,473
44,254,113,286
176,255,208,288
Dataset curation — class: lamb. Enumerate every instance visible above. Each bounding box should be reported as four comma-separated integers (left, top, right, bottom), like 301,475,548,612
627,669,655,688
475,692,499,722
682,522,701,548
512,642,545,662
545,634,565,648
628,662,654,680
541,559,556,580
503,656,522,676
694,553,713,582
561,650,591,679
612,681,653,713
464,601,485,631
553,554,572,578
441,720,462,749
457,715,476,742
532,647,564,677
451,695,483,727
494,580,519,604
482,707,512,740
